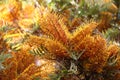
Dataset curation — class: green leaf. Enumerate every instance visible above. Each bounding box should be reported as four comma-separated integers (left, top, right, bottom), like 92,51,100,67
29,45,48,56
0,53,12,63
0,52,12,71
102,27,120,41
70,50,85,60
79,0,85,8
69,62,78,74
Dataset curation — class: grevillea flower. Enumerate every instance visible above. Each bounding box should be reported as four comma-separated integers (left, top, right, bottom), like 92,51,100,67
70,22,98,48
24,35,69,57
0,0,21,25
107,44,119,57
97,12,112,31
75,35,109,72
38,6,71,44
15,59,59,80
0,0,120,80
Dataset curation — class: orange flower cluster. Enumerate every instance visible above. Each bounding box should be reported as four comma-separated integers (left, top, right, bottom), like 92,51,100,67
0,0,120,80
97,12,113,31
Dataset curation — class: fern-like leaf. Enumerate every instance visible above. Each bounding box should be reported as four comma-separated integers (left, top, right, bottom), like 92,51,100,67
102,27,120,41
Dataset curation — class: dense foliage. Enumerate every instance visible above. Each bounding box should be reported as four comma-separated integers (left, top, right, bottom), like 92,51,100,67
0,0,120,80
